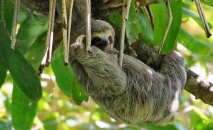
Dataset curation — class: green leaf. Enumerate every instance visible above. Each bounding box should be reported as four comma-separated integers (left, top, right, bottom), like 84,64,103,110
182,7,212,29
0,22,42,101
126,0,141,44
137,7,153,40
151,3,169,45
151,1,182,53
12,83,38,130
189,107,212,130
23,30,46,69
3,0,30,33
177,28,211,55
17,14,48,54
51,54,73,97
137,7,157,47
18,3,32,24
51,42,64,61
3,0,15,34
0,60,7,88
109,12,122,28
72,78,89,105
200,0,213,7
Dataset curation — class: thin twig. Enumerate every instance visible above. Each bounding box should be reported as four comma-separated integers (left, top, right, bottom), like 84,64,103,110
119,0,131,67
125,0,131,19
41,0,56,66
159,1,173,53
61,0,68,65
67,0,74,60
11,0,20,50
119,0,126,67
86,0,92,52
194,0,212,38
48,0,57,65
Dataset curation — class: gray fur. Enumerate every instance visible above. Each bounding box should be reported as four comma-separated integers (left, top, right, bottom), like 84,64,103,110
70,45,186,125
69,0,186,125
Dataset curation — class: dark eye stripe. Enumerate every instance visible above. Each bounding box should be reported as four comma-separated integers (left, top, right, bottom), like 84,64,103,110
91,37,102,45
108,36,112,43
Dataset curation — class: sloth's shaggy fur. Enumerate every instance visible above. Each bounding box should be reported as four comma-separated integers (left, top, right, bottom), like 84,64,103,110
69,0,186,125
70,44,186,125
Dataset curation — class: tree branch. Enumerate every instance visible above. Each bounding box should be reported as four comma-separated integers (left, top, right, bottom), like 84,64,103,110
185,69,213,106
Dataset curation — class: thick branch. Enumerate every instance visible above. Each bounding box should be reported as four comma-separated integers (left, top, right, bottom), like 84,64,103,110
185,69,213,106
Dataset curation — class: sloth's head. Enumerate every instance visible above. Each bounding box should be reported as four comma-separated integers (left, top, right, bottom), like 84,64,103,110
91,20,115,51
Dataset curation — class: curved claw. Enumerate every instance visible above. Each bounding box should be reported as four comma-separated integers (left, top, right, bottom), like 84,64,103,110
76,35,85,43
70,35,85,49
70,35,92,52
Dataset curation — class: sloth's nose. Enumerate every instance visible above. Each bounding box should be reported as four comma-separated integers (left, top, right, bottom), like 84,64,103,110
100,38,110,47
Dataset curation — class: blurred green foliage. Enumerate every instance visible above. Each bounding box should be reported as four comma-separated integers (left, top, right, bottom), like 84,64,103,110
0,0,213,129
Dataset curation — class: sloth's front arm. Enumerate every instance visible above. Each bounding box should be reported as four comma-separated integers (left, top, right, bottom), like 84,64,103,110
70,45,127,97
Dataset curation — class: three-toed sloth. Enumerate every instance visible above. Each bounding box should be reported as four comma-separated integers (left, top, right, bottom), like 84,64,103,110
69,0,186,125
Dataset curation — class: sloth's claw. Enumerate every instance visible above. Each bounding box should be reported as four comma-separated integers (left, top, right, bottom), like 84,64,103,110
70,35,85,49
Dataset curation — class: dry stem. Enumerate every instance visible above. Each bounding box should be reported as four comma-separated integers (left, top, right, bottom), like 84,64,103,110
194,0,212,38
11,0,21,50
61,0,68,65
41,0,56,66
86,0,92,52
119,0,131,67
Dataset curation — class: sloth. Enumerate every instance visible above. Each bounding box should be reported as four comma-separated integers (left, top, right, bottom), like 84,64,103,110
69,0,187,125
69,35,186,125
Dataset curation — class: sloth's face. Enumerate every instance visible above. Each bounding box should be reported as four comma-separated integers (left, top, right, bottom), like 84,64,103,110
91,35,113,51
91,30,114,51
90,20,115,52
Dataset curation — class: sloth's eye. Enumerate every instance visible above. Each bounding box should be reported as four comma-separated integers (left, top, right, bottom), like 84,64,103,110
108,36,113,43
